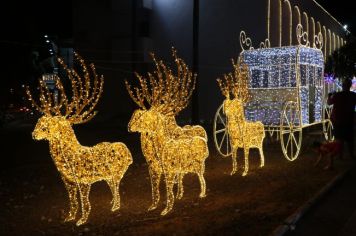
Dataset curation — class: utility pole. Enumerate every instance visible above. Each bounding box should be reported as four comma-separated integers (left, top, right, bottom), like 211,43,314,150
192,0,199,123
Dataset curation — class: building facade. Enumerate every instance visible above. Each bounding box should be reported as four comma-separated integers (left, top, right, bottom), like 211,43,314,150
73,0,348,124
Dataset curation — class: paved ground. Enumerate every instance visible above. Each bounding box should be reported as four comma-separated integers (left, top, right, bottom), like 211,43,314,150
0,117,354,235
285,164,356,236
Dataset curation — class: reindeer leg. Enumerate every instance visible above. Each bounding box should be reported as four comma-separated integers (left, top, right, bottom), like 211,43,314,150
111,174,124,211
198,166,206,198
76,184,92,226
161,173,175,216
176,174,184,199
62,178,79,222
107,179,115,205
242,148,250,176
231,148,238,175
148,168,161,211
259,146,265,168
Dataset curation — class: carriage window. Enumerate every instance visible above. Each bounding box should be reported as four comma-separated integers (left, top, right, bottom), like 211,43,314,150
270,72,279,87
262,71,268,88
308,67,315,86
251,69,260,88
300,65,307,86
280,66,288,87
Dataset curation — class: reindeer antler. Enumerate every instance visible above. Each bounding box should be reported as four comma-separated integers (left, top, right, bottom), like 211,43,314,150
217,58,250,103
26,52,104,124
126,47,196,116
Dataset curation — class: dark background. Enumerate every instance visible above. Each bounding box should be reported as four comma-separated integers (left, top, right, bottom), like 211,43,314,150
317,0,356,34
0,1,72,109
0,0,354,119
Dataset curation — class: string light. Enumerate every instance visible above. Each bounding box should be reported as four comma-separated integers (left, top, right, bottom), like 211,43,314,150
216,60,265,176
267,0,344,55
126,48,209,215
237,24,325,161
27,53,133,226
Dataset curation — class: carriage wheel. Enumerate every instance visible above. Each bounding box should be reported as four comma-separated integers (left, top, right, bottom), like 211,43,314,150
213,103,232,157
280,101,302,161
323,105,334,141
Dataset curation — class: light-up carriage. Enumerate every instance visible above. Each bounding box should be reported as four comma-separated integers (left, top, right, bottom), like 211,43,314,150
214,29,333,161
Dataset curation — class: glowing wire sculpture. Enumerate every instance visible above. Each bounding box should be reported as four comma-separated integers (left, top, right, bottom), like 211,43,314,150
26,53,133,226
126,48,208,215
216,60,265,176
214,24,331,163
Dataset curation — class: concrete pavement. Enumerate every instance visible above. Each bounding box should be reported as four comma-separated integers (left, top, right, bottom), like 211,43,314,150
282,164,356,236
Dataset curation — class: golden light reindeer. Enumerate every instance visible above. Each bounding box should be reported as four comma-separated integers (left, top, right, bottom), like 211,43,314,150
26,53,133,226
217,60,265,176
126,48,209,215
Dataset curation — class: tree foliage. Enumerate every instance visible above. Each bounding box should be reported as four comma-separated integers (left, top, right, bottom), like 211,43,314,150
325,36,356,79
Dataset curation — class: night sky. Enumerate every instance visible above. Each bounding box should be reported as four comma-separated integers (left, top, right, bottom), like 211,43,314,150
317,0,356,34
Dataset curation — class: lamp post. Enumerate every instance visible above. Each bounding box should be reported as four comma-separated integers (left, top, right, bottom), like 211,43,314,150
192,0,199,123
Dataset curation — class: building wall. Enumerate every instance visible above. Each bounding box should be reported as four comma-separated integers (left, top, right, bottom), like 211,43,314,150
73,0,136,124
73,0,347,124
150,0,347,123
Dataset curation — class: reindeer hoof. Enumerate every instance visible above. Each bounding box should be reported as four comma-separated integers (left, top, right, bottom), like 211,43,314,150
148,204,158,211
242,172,248,177
76,217,87,226
160,208,171,216
199,193,206,198
230,170,236,175
64,214,76,222
111,204,120,212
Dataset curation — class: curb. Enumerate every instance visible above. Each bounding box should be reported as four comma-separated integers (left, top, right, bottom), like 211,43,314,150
270,166,353,236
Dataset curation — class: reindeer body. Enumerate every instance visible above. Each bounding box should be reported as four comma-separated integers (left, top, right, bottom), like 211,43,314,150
160,135,208,214
27,53,132,226
126,49,208,215
217,59,266,176
139,117,208,211
129,110,208,215
224,98,265,176
33,116,132,226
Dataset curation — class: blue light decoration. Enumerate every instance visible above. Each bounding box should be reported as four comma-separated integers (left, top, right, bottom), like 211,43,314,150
352,77,356,92
240,45,324,126
324,73,342,93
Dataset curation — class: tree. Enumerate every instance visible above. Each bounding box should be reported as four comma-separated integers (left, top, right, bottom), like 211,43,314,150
325,36,356,80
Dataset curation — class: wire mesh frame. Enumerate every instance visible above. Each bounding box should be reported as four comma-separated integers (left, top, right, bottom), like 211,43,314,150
240,45,325,129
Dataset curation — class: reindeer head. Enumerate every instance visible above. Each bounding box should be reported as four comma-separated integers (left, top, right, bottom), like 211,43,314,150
217,58,250,104
128,109,167,134
126,48,196,134
217,58,250,120
32,116,70,141
27,53,104,141
223,99,245,121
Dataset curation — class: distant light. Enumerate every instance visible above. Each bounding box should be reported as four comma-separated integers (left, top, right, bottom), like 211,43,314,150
44,35,48,38
343,24,348,30
49,49,53,52
46,40,50,43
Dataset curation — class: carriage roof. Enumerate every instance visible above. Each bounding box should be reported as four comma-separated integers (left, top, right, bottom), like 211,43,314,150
240,46,324,68
239,46,324,89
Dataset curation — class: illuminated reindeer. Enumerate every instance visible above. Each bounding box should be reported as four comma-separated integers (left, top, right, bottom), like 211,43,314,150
26,53,133,226
126,49,208,215
217,59,265,176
